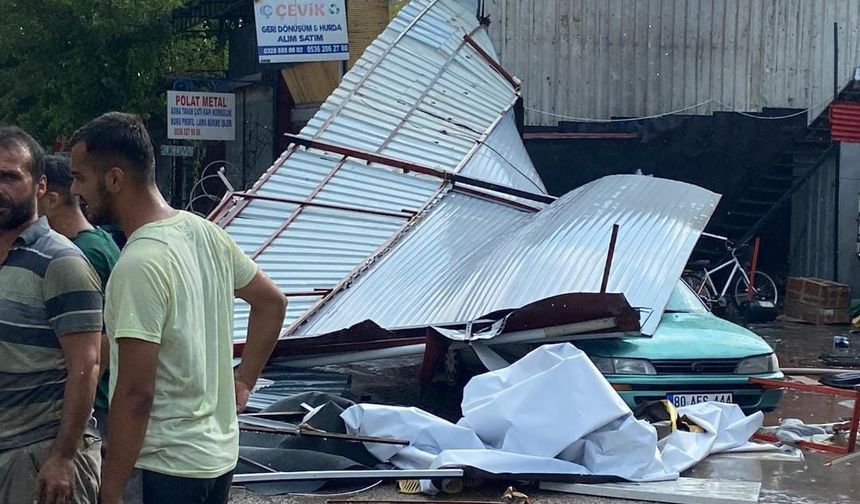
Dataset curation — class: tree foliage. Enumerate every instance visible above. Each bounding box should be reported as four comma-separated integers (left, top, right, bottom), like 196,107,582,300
0,0,226,146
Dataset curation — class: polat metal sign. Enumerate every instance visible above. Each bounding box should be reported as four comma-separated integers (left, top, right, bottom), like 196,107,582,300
167,91,235,141
254,0,349,63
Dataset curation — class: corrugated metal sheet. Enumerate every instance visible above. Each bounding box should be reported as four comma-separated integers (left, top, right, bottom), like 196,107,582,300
831,102,860,142
218,0,545,340
790,156,838,279
485,0,860,126
297,175,720,336
460,109,547,193
245,367,351,412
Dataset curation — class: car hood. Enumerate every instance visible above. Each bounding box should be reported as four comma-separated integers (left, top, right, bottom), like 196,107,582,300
577,312,774,360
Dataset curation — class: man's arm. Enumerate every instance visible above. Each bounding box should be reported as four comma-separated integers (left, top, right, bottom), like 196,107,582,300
96,246,168,504
99,339,159,504
37,330,100,504
234,270,286,412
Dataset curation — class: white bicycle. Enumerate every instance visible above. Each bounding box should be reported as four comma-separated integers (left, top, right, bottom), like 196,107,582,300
682,234,778,309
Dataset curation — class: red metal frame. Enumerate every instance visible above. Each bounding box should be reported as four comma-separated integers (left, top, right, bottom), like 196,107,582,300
282,290,332,297
225,192,414,220
251,156,350,259
749,376,860,455
285,134,450,180
746,237,761,301
462,33,520,91
282,182,450,337
216,146,299,227
284,134,555,205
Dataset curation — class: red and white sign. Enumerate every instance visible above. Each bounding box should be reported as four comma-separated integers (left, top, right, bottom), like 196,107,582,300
167,91,235,141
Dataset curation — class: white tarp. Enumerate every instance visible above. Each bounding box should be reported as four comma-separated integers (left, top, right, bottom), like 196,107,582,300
341,343,772,493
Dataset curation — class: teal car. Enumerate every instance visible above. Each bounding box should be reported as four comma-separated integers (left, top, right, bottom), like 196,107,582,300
576,280,784,413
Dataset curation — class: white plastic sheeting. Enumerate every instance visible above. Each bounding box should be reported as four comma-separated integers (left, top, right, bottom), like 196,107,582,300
299,175,720,336
658,402,767,474
341,343,771,493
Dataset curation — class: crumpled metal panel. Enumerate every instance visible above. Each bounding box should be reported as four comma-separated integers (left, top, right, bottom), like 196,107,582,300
296,175,720,336
301,0,544,191
459,109,547,193
221,0,549,341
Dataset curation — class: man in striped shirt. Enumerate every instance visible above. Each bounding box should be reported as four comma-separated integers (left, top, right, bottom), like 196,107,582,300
0,127,103,503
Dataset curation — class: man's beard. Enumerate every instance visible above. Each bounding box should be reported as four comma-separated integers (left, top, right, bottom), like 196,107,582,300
82,185,115,226
0,191,36,230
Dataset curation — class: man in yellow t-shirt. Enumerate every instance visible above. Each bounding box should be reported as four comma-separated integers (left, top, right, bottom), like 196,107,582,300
68,112,287,504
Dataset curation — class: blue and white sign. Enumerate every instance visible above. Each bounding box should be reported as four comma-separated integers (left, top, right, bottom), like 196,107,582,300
254,1,349,64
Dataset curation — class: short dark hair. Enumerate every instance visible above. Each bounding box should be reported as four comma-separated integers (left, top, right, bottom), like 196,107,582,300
69,112,155,183
0,126,45,180
43,154,75,204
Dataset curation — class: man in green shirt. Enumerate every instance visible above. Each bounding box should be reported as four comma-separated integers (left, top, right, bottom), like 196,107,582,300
69,112,286,504
38,154,120,436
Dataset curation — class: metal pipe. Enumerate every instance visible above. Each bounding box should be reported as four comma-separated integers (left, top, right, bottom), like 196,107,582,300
238,455,276,473
700,232,729,241
232,469,464,484
453,186,540,213
783,367,857,375
601,224,620,293
832,21,840,281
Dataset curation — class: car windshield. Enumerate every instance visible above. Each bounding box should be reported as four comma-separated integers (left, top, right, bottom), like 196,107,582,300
664,280,709,314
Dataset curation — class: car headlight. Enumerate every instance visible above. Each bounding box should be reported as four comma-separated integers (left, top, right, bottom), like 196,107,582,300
735,353,779,374
590,357,656,375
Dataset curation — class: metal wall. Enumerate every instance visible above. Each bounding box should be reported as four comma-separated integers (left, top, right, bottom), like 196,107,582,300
790,156,837,281
485,0,860,125
789,144,860,292
837,143,860,292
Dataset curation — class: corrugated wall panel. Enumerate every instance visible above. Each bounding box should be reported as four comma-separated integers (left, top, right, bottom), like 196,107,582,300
486,0,860,125
790,157,837,279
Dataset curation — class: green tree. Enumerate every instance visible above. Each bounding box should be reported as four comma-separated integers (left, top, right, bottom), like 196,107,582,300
0,0,226,147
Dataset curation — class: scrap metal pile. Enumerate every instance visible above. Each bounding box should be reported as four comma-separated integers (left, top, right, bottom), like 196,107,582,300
212,0,774,502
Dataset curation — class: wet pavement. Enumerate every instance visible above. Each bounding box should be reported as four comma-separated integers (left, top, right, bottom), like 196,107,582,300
230,320,860,504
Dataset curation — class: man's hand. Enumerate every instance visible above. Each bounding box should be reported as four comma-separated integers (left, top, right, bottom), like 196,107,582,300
235,376,253,413
37,454,74,504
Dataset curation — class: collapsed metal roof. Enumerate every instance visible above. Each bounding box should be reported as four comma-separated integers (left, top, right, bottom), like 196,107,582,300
297,176,719,337
212,0,548,340
213,0,720,343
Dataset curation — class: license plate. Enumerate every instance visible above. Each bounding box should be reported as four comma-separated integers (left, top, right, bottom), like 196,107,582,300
667,393,733,408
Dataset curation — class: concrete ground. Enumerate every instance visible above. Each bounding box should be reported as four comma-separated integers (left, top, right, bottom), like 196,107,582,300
229,320,860,504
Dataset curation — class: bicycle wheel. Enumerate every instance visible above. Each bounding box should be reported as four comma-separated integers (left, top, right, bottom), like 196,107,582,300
733,271,778,306
682,271,714,310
